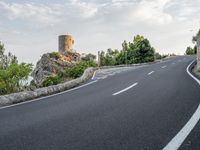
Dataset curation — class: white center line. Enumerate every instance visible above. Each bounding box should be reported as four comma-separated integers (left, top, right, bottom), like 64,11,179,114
148,71,154,75
112,82,138,96
161,66,167,68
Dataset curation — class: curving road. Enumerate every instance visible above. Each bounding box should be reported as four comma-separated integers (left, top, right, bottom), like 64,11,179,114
0,56,199,150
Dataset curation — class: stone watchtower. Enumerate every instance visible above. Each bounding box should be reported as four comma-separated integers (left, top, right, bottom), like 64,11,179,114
58,34,80,62
193,34,200,71
59,35,74,55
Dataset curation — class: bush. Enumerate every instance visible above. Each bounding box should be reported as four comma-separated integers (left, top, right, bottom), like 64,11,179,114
0,63,33,95
42,75,62,87
49,52,61,60
65,60,96,78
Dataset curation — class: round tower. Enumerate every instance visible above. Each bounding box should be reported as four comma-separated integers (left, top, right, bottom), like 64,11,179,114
59,35,74,55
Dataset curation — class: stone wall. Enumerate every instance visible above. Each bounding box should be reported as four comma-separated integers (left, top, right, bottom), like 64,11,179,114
0,68,95,107
197,37,200,71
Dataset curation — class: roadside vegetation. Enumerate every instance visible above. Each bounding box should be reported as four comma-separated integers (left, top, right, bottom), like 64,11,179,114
99,35,165,66
185,46,197,55
42,59,97,87
0,42,33,95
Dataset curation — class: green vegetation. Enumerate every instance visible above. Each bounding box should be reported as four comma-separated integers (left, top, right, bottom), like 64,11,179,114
0,42,33,95
42,75,62,87
99,49,119,66
65,60,96,78
49,52,61,60
81,53,96,61
42,60,97,87
185,46,196,55
197,29,200,36
99,35,156,66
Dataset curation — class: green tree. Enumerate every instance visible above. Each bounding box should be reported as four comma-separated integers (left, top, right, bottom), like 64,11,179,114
99,51,106,66
185,46,195,55
131,35,155,63
81,53,96,62
197,29,200,36
194,45,197,54
0,42,18,69
100,35,156,66
0,42,33,95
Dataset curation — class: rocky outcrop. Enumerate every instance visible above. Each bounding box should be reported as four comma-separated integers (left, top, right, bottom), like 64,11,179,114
31,53,75,85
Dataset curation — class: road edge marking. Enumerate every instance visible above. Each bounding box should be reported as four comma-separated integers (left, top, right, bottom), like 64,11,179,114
163,104,200,150
186,60,200,86
92,70,97,80
112,82,138,96
0,80,98,110
163,60,200,150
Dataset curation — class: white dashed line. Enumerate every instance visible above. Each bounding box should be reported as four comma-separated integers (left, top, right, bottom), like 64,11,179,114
148,71,154,75
112,82,138,96
161,66,167,68
163,60,200,150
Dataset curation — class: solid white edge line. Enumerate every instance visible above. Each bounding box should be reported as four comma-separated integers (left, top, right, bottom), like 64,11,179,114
186,60,200,86
148,71,154,75
0,80,98,110
112,82,138,96
163,104,200,150
163,60,200,150
92,70,97,80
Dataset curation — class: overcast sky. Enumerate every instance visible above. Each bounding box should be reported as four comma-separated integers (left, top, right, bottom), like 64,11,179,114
0,0,199,64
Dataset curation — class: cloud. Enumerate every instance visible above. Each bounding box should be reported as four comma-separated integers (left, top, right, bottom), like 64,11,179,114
165,0,200,22
70,0,98,18
133,0,173,24
0,0,199,64
0,1,63,26
0,0,101,27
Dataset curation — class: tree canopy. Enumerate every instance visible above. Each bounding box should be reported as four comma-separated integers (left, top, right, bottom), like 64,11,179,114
99,35,155,66
0,42,33,95
185,46,196,55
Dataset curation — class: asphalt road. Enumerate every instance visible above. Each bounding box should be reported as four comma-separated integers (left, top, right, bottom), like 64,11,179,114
0,56,199,150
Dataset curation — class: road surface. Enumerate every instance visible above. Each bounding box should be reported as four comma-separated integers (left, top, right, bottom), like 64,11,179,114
0,56,199,150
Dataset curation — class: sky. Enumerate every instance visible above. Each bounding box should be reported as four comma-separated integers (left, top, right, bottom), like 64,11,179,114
0,0,199,64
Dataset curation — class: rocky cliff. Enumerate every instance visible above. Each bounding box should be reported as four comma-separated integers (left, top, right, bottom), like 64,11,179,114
31,53,76,85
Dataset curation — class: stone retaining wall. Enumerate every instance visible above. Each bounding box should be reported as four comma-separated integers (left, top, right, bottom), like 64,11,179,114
0,68,95,107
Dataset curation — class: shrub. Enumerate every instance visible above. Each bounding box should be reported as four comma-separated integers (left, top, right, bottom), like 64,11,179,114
49,52,61,60
65,60,96,78
42,75,62,87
